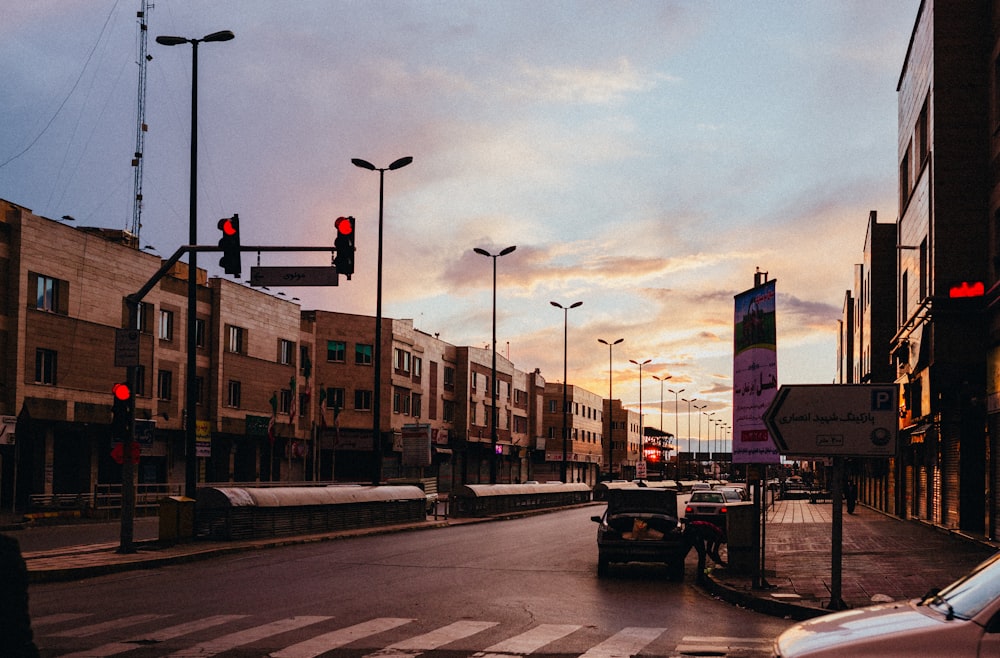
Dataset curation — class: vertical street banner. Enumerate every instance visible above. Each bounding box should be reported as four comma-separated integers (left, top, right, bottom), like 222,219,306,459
732,278,780,464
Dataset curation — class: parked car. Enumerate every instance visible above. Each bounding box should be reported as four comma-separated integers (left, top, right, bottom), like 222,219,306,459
772,551,1000,657
684,490,728,524
591,487,687,580
715,485,749,502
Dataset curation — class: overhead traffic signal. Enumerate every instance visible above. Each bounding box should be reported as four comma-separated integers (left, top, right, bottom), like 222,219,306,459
334,216,355,280
111,382,134,441
218,214,241,277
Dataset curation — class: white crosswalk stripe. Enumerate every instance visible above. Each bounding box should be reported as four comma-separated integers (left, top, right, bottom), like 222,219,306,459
37,614,776,657
58,615,247,658
274,617,414,658
164,615,330,657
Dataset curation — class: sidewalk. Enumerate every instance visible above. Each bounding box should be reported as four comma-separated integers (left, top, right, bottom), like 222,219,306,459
7,499,999,620
705,499,999,619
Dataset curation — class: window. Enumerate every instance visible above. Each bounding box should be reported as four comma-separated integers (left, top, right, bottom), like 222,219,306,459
195,318,206,348
134,301,152,333
279,339,295,365
326,387,345,412
412,393,422,418
443,400,455,423
444,366,455,390
471,373,478,390
227,380,241,408
35,349,56,384
394,348,411,373
228,325,245,354
195,376,204,405
355,343,373,365
157,370,172,401
159,309,174,341
412,357,422,380
360,390,373,411
549,400,557,413
134,365,146,397
327,340,346,362
279,389,292,414
36,275,59,311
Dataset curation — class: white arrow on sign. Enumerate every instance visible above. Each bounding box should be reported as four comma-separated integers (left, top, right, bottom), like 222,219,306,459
763,384,897,457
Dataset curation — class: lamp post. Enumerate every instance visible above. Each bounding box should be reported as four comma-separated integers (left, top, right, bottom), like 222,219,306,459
668,388,684,478
597,338,623,478
551,301,582,482
629,358,651,474
652,374,671,473
693,403,707,477
155,29,234,499
682,397,696,478
351,156,413,485
475,245,516,483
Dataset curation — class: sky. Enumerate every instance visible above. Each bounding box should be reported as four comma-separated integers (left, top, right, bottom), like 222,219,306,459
0,1,920,451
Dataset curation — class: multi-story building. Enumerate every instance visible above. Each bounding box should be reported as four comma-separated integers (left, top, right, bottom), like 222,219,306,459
541,383,604,485
603,399,641,479
0,199,563,511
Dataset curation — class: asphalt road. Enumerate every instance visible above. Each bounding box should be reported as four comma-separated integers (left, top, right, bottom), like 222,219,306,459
27,506,794,657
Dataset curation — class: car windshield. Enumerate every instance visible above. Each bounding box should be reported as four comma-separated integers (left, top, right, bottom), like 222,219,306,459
690,492,725,503
925,551,1000,619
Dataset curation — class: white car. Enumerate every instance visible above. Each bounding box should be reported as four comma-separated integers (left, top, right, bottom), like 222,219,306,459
773,551,1000,657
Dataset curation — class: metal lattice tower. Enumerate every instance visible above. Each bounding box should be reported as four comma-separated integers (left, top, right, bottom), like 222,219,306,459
129,0,152,242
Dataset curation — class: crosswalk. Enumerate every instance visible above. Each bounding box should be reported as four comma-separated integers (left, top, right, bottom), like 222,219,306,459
34,613,775,657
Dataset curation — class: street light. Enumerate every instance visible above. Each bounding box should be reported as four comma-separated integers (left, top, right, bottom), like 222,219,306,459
668,388,684,478
652,374,671,474
551,300,583,482
352,156,413,485
598,337,623,478
629,358,652,475
693,403,708,477
155,29,234,498
475,245,516,483
682,397,696,478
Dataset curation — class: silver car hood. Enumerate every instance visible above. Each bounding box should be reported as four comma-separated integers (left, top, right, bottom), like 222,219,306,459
775,599,955,657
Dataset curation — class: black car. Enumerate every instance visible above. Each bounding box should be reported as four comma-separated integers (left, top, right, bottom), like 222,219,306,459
591,487,687,579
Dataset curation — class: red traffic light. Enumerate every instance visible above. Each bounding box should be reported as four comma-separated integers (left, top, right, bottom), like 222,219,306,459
335,216,353,236
218,216,238,236
113,383,131,401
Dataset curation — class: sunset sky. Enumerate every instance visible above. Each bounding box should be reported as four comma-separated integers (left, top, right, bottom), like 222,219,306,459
0,1,920,449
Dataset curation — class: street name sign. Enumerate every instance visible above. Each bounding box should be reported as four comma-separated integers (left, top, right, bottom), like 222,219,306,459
249,266,339,287
763,384,897,457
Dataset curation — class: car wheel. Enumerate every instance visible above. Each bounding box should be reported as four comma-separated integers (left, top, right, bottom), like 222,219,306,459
597,556,610,578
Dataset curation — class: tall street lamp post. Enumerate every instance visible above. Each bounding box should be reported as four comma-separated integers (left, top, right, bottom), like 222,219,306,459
155,29,234,499
475,245,516,483
351,156,413,485
652,374,671,473
668,388,684,478
597,338,623,479
693,403,707,476
551,301,582,482
629,358,651,472
682,397,696,478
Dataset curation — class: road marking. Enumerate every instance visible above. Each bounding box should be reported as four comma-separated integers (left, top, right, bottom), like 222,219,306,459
31,612,92,627
476,623,581,656
365,620,499,657
52,614,166,638
272,617,414,658
58,615,246,657
165,616,329,657
675,635,774,653
579,626,667,657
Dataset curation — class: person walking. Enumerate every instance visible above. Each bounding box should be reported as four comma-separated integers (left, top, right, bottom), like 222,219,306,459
0,534,40,657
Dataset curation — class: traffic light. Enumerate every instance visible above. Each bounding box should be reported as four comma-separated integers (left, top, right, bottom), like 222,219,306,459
111,382,134,441
218,213,241,277
334,216,355,280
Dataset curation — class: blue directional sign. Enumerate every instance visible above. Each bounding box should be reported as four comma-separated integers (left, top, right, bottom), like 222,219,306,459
763,384,898,457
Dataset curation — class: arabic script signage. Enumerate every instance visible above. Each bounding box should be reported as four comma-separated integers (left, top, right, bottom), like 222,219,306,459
732,279,780,464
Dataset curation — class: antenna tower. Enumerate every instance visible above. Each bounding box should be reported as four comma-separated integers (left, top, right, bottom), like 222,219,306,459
129,0,152,242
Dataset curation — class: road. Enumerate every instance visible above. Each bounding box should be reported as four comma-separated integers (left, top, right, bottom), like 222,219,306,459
28,506,794,657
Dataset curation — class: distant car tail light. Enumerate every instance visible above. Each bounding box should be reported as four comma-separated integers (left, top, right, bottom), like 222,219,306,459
721,506,727,514
685,505,693,514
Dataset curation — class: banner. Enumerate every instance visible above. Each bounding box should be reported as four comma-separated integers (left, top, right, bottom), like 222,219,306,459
732,279,780,464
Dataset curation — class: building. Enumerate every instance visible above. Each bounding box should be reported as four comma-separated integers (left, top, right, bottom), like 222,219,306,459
541,383,604,485
603,399,641,479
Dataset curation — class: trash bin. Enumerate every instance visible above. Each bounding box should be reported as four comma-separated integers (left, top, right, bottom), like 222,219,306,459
159,496,195,543
725,502,757,574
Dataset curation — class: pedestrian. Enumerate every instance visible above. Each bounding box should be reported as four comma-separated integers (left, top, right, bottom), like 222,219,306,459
683,519,726,582
845,478,858,514
0,533,41,658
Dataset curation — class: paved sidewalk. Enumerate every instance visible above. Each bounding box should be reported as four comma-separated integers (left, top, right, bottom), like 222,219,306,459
705,499,999,619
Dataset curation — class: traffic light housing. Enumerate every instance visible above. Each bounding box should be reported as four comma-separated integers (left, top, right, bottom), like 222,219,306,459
111,382,134,440
334,216,355,280
218,214,241,277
